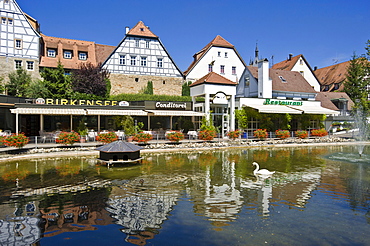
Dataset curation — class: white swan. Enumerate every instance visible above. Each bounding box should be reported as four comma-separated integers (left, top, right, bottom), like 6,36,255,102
252,162,275,176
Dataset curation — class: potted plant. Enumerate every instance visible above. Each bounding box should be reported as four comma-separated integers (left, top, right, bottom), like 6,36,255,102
56,131,80,145
275,129,290,139
4,133,29,148
0,136,5,147
133,132,153,144
166,131,184,143
114,115,135,141
295,130,308,139
253,129,268,140
311,128,328,137
77,117,88,142
96,131,118,144
199,116,217,141
227,130,241,140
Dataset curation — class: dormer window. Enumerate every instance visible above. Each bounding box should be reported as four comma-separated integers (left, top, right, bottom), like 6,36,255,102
225,52,228,58
334,83,339,90
279,76,287,83
47,49,56,57
140,28,144,31
79,52,87,60
63,50,72,59
300,59,303,65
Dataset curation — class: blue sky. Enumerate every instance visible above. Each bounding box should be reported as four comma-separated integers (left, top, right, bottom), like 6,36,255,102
18,0,370,71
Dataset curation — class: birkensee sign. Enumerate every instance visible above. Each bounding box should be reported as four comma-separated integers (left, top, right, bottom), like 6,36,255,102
263,99,303,106
35,98,129,106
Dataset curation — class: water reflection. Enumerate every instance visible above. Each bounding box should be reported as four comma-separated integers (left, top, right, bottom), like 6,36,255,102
0,146,369,245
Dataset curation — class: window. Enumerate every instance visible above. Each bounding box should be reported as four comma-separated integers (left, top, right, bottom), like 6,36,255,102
15,60,22,69
157,58,163,68
299,71,304,76
146,41,150,48
131,56,136,66
119,55,126,65
47,49,56,57
7,18,13,25
300,59,303,65
220,65,225,74
135,40,139,47
218,51,221,57
245,76,250,86
1,17,6,25
141,57,147,66
15,39,22,49
232,66,236,75
79,52,87,60
64,50,72,59
26,61,34,70
208,64,213,72
225,52,228,58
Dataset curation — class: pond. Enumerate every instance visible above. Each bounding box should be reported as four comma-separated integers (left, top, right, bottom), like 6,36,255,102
0,145,369,245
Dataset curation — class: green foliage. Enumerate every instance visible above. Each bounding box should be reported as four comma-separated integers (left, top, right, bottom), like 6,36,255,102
77,117,88,136
0,76,4,94
6,68,32,97
141,81,153,95
96,132,118,143
41,62,72,99
200,116,216,132
24,79,49,98
56,132,79,145
182,81,192,96
109,93,192,102
235,109,248,129
4,133,29,148
133,132,153,143
114,115,135,136
166,131,184,142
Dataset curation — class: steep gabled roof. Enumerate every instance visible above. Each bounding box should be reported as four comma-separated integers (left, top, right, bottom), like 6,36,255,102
314,61,349,91
127,21,158,38
247,66,316,93
184,35,246,76
189,72,237,87
272,54,302,70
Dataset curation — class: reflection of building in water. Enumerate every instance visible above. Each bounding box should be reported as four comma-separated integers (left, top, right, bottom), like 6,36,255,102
0,201,41,245
106,178,180,239
0,179,112,241
191,152,244,227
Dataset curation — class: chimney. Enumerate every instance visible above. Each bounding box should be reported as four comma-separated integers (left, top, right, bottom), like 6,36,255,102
314,66,318,71
288,53,293,61
258,58,272,98
125,26,130,34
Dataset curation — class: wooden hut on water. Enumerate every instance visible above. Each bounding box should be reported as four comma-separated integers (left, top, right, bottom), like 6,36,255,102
96,141,143,165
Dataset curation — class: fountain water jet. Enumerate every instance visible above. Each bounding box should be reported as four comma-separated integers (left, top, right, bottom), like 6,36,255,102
353,104,369,157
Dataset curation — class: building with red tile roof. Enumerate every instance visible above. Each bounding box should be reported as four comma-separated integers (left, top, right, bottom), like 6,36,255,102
272,54,321,91
184,35,246,83
314,60,349,92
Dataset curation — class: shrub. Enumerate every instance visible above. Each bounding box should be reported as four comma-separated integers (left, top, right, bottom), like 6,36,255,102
96,132,118,144
275,129,290,139
295,130,308,139
0,136,5,146
56,131,80,145
133,132,153,143
311,128,328,137
253,129,268,140
4,133,29,148
198,129,217,141
166,131,184,143
227,130,241,140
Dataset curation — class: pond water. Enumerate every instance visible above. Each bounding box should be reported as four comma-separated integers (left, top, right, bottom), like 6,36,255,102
0,145,369,246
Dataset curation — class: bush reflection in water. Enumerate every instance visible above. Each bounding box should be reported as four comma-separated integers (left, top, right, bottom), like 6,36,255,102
0,145,369,245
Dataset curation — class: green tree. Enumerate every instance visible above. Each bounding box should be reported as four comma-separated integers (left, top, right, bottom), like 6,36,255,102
0,76,4,94
182,81,192,96
24,79,49,98
141,81,153,95
235,109,248,129
6,68,32,97
41,62,71,99
343,53,368,110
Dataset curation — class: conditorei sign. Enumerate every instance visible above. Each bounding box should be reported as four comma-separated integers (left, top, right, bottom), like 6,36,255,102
35,98,130,106
263,99,303,106
155,102,187,109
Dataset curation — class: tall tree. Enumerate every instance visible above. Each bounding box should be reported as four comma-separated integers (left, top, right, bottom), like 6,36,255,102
41,62,72,99
71,62,110,99
6,68,32,97
343,53,368,109
182,81,192,96
24,79,49,98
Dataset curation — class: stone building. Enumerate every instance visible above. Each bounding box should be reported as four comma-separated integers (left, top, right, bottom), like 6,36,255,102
0,0,41,85
103,21,184,96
